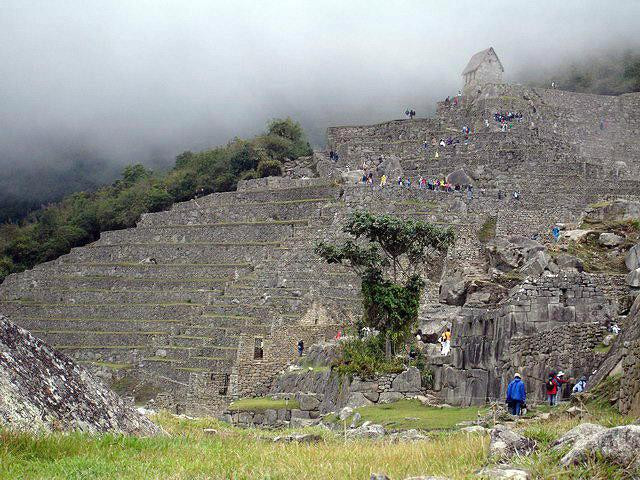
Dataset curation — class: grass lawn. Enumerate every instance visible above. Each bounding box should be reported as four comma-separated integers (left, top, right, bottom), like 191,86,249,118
228,396,300,412
0,405,637,479
348,399,486,430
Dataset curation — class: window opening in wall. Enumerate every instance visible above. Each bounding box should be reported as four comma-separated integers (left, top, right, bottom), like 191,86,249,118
254,337,264,360
219,373,230,395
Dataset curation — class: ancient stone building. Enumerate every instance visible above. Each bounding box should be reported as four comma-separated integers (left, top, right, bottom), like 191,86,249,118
462,47,504,95
1,71,639,413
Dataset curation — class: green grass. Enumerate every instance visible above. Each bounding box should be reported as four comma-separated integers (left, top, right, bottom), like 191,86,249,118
346,399,486,430
478,216,497,243
228,397,300,412
78,361,132,370
593,343,612,354
2,406,640,479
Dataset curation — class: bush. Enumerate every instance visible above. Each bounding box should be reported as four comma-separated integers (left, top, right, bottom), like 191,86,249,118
257,159,283,178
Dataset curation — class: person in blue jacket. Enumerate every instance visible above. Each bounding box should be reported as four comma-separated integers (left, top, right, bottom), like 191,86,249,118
506,372,526,416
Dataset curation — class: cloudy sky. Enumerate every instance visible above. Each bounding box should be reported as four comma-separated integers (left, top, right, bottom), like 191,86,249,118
1,0,639,175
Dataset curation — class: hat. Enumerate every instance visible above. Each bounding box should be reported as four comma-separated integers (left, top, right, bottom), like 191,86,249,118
514,372,521,378
558,371,565,377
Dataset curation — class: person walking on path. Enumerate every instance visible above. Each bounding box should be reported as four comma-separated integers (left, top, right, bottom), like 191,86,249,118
297,340,304,357
506,373,526,416
380,174,387,188
552,226,560,243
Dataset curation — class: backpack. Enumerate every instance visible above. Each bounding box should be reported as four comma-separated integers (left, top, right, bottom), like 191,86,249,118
546,379,555,391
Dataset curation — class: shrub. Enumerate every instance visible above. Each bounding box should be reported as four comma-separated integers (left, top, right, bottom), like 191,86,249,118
257,159,283,178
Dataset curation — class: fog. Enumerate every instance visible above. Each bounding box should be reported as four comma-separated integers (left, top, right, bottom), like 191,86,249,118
1,0,639,212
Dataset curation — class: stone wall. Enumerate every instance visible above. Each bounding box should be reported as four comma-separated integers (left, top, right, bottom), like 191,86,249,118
223,366,426,428
436,273,612,405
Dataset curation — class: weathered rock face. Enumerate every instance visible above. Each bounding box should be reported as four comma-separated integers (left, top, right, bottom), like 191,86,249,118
489,425,536,459
437,273,611,405
589,294,640,415
598,232,625,247
484,236,545,273
0,315,161,435
560,425,640,469
626,244,640,271
552,423,607,451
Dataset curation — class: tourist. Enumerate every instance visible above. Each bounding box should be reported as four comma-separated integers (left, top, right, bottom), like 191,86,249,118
440,328,451,355
552,226,560,243
546,372,558,406
506,373,526,416
329,150,335,161
297,340,304,357
611,323,621,334
405,109,410,117
380,174,387,188
555,371,570,400
467,185,473,200
418,175,424,189
423,140,428,151
397,176,403,186
572,376,587,394
405,177,411,188
334,153,339,162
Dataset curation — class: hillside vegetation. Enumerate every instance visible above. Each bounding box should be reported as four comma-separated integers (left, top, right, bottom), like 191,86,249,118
0,118,311,283
529,49,640,95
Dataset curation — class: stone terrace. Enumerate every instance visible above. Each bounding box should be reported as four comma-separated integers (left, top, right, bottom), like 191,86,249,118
1,85,640,413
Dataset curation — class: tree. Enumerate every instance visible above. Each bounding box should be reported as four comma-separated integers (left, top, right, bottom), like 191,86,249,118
257,159,283,178
316,211,454,357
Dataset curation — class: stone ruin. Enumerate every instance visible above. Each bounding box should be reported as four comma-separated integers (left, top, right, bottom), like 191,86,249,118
1,48,640,414
0,314,161,434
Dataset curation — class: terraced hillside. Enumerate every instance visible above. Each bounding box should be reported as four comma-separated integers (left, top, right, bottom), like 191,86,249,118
2,83,640,413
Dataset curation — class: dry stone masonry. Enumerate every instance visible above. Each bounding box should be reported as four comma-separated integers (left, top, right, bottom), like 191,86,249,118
1,48,639,413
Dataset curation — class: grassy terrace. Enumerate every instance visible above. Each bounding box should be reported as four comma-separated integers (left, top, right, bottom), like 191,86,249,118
228,397,300,412
1,406,636,479
337,400,485,430
85,241,284,247
137,219,310,228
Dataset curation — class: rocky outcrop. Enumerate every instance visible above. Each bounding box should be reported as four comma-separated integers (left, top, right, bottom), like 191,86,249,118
489,425,536,459
551,423,607,451
438,273,611,405
560,425,640,469
0,315,161,435
626,244,640,271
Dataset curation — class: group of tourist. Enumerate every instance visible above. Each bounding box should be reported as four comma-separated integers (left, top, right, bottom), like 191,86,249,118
405,109,417,119
361,172,473,197
443,90,464,107
328,151,340,162
506,370,590,416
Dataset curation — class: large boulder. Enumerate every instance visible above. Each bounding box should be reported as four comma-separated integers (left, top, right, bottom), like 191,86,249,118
377,155,403,180
489,425,536,459
439,273,468,306
626,244,640,271
485,236,544,272
345,392,374,409
627,268,640,288
0,315,162,435
391,367,422,393
598,232,625,247
555,254,584,272
346,422,385,439
551,423,607,451
560,425,640,468
446,168,473,186
520,251,551,276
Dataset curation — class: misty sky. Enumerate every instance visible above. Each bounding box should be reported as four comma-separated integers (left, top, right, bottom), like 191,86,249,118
1,0,640,175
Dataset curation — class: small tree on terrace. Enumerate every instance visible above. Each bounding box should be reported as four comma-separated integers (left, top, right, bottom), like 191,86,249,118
315,211,454,358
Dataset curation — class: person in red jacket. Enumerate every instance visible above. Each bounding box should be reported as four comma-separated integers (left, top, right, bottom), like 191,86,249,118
546,372,559,406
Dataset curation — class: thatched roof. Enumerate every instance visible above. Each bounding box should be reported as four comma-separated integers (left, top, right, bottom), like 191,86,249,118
462,47,503,75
